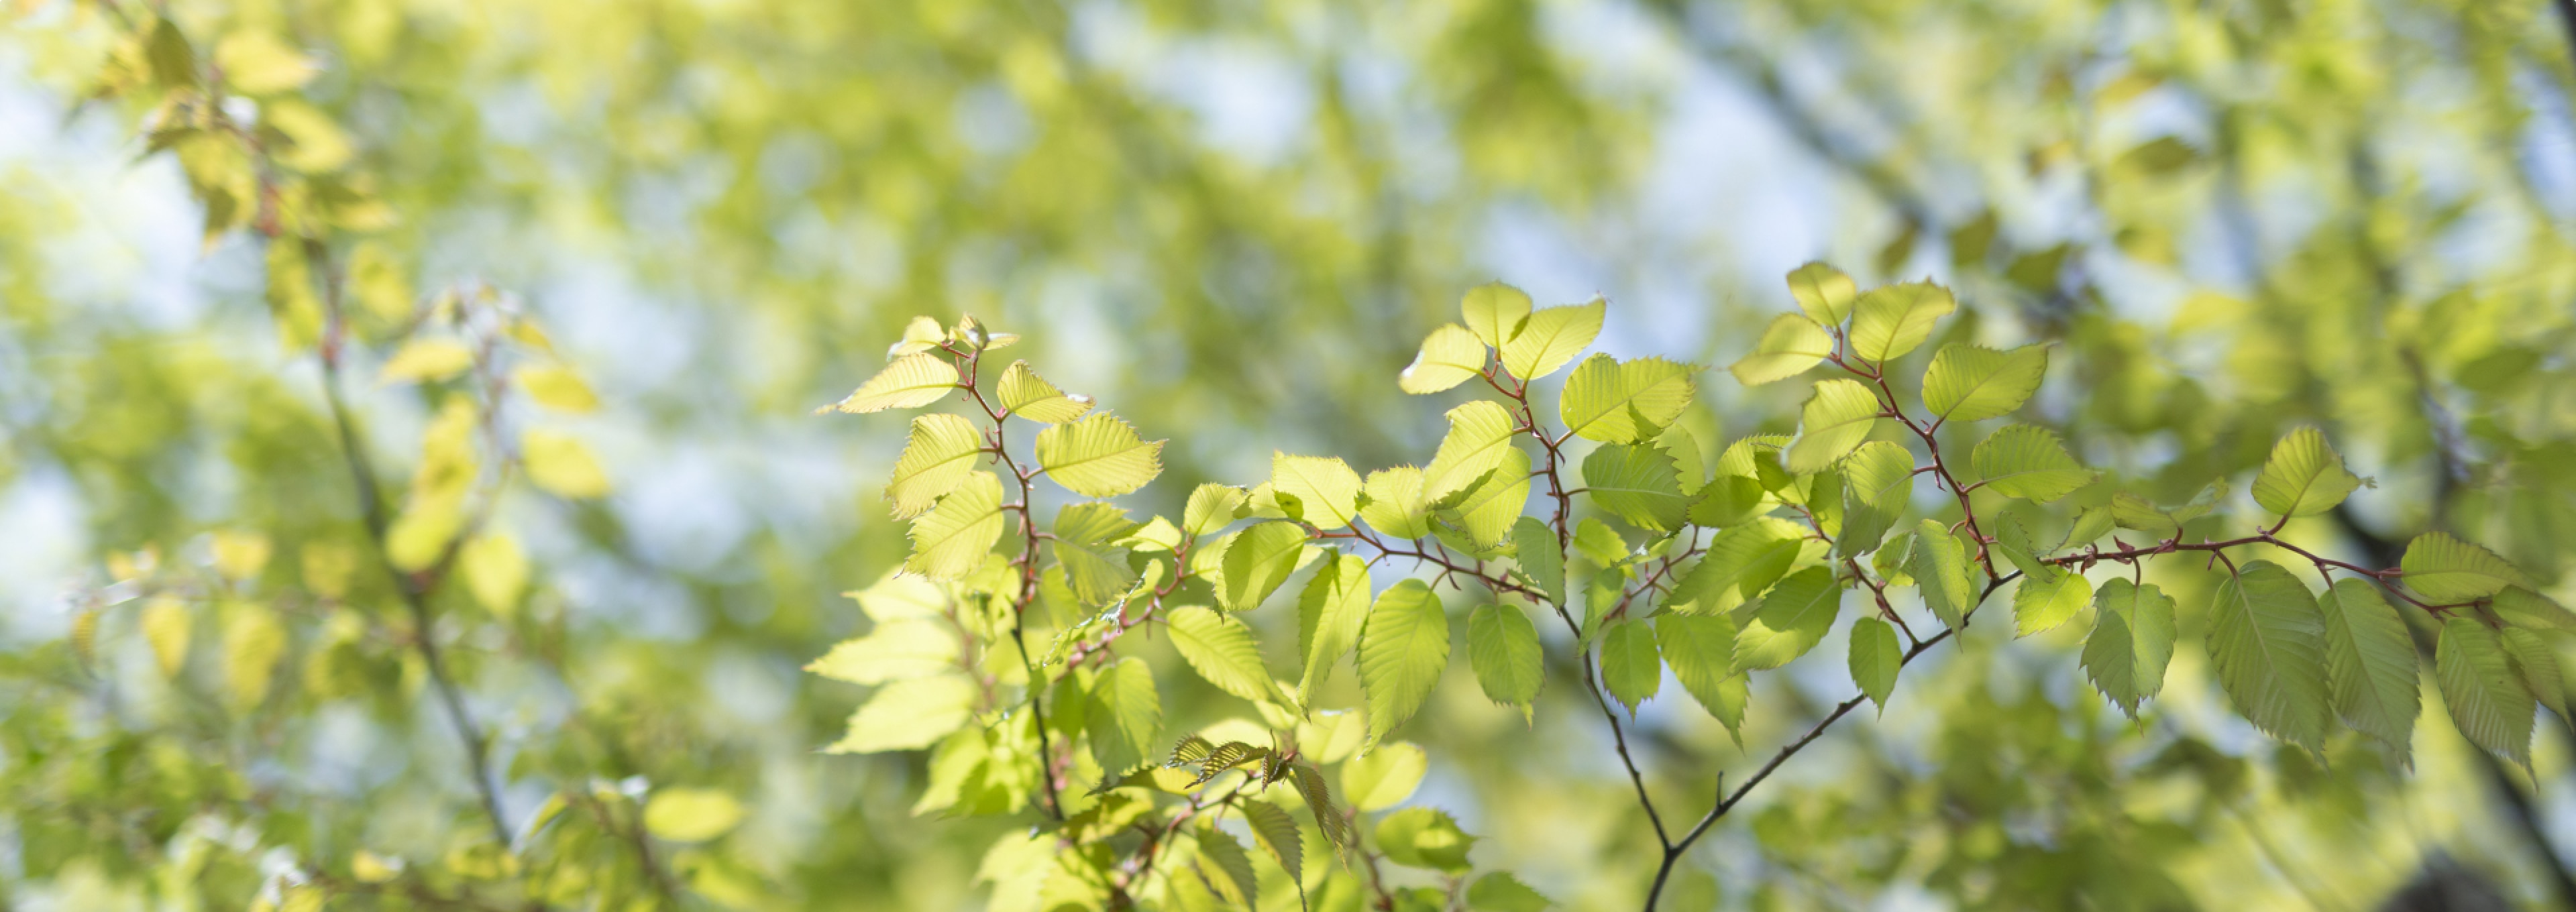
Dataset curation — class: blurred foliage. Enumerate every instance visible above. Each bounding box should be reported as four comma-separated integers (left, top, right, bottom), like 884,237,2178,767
2,0,2575,909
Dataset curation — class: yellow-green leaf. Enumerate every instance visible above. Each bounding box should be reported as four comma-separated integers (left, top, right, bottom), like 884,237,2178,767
1921,343,2048,423
1460,282,1534,349
1360,466,1432,539
1783,379,1882,474
1582,443,1688,532
1560,355,1696,444
828,675,977,753
1733,567,1841,671
1183,483,1250,536
2401,532,2526,603
514,364,600,413
827,352,960,414
644,789,745,843
380,338,474,383
1299,553,1373,695
2011,570,2091,637
1360,580,1450,743
1424,401,1519,504
1786,262,1860,327
522,429,610,499
1219,521,1307,611
2206,561,2330,750
2082,579,2177,720
1165,606,1284,705
1970,424,2093,503
214,31,318,95
1500,298,1605,382
1599,618,1660,716
1729,314,1834,386
1400,324,1487,394
2320,579,2420,760
1468,604,1542,714
1272,453,1363,530
904,471,1005,579
2437,618,2533,768
888,414,984,519
1845,281,1954,363
807,618,958,685
2251,427,2364,520
1443,446,1532,550
1848,616,1900,714
142,596,191,678
1036,413,1163,498
1342,741,1428,811
997,360,1094,423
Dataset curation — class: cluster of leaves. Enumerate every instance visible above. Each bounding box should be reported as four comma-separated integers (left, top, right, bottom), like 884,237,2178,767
819,266,2576,910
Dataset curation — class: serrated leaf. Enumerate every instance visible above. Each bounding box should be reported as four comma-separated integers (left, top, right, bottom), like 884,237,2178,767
1445,447,1532,550
1784,379,1883,474
1835,441,1913,559
1165,606,1285,705
1848,616,1900,713
887,414,984,520
1467,871,1555,911
1846,281,1955,363
1243,799,1303,888
1299,553,1373,695
1360,580,1450,743
1501,298,1605,382
1733,567,1841,671
1729,314,1834,386
1656,612,1743,736
2109,493,2180,540
1686,474,1770,528
1342,742,1427,811
2207,561,2330,750
1460,282,1534,349
1195,824,1259,906
2318,579,2420,759
1500,521,1563,610
1053,503,1141,606
1988,513,2060,584
2082,579,2176,719
1401,324,1488,394
1561,355,1697,444
2402,532,2526,603
1972,424,2095,503
828,352,959,413
997,360,1094,423
1921,343,2049,422
1582,444,1688,532
807,618,957,685
1219,521,1307,611
1424,401,1520,504
2506,628,2567,718
1905,519,1975,630
2011,570,2091,637
2066,505,2115,549
827,675,977,753
1670,520,1804,616
904,471,1006,579
1786,262,1860,327
2493,587,2576,630
1273,453,1364,530
1361,466,1433,539
1290,762,1354,852
1468,603,1544,716
1599,619,1662,716
2251,427,2363,520
1085,657,1163,778
1377,807,1477,873
1035,413,1163,498
1184,483,1250,536
2437,618,2534,768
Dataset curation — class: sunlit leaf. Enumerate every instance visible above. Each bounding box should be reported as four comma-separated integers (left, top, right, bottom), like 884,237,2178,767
1272,452,1364,530
2082,579,2177,720
1847,616,1900,714
1424,401,1519,504
2437,618,2533,769
1845,281,1954,363
2318,579,2419,760
1036,413,1163,498
1970,424,2093,503
1733,567,1841,671
2206,561,2330,750
1468,604,1543,716
1582,443,1688,532
904,471,1006,580
1401,325,1488,394
1500,298,1605,382
1298,553,1372,695
1560,354,1696,444
2251,427,2364,520
1921,343,2047,423
1599,618,1660,716
888,414,984,519
1342,741,1428,811
1165,606,1284,705
1729,314,1833,386
1360,580,1450,743
1786,262,1860,328
1460,282,1534,349
828,352,959,413
998,360,1093,423
2401,532,2526,603
1783,379,1882,474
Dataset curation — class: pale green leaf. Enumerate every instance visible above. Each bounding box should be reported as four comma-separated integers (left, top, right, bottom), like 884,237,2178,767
1786,262,1860,327
2437,618,2534,768
887,414,985,520
1052,503,1140,606
2011,570,2090,637
1599,619,1661,716
828,352,960,413
1835,441,1913,559
2493,587,2576,631
1298,553,1373,695
1035,413,1164,498
827,675,977,753
1184,483,1250,536
645,788,745,843
2401,532,2526,603
1988,513,2060,584
2251,427,2363,520
1733,567,1842,671
904,471,1006,579
1905,519,1976,630
2082,579,2177,719
1444,446,1532,550
1656,612,1743,740
1582,443,1688,532
1400,324,1488,394
1460,282,1534,349
1971,424,2095,502
1729,314,1834,386
1219,521,1308,611
1511,517,1564,606
1560,354,1697,444
1361,466,1433,539
806,618,957,685
2109,492,2180,540
1500,298,1606,382
1273,452,1364,530
1085,657,1163,778
1342,741,1428,811
1360,580,1451,742
1921,343,2048,423
1848,616,1900,714
1468,604,1543,712
997,360,1094,423
1165,606,1284,705
1845,281,1955,363
1466,872,1555,912
1424,401,1520,504
1783,379,1883,474
1195,824,1259,906
2206,561,2330,750
1375,807,1476,873
2506,628,2567,718
1669,520,1805,616
2319,579,2420,759
1242,799,1303,888
1686,474,1770,528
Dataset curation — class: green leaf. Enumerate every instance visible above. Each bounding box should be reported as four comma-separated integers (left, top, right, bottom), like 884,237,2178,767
2012,571,2091,638
2109,493,2180,540
1784,379,1884,474
1085,657,1163,778
1400,324,1487,394
1444,447,1533,550
1053,503,1140,606
1687,473,1771,528
1298,553,1373,695
2206,561,2330,750
1835,441,1913,559
644,788,745,843
2493,587,2576,630
904,471,1006,579
1988,514,2060,584
1291,762,1355,852
1424,401,1520,504
1195,823,1260,906
1184,483,1250,536
1466,872,1555,911
1361,466,1433,539
2437,618,2534,768
828,352,960,413
1845,281,1955,363
1500,298,1606,382
1165,606,1285,705
1656,612,1744,738
1342,741,1428,811
1848,616,1901,714
996,359,1093,423
1971,424,2095,503
886,414,984,520
2066,505,2115,549
2251,427,2363,520
2508,628,2569,720
1219,521,1309,611
1905,519,1976,630
1921,343,2048,423
1460,282,1534,349
2401,532,2526,603
1375,807,1476,873
1599,619,1662,716
1512,517,1565,606
1036,413,1164,498
1583,443,1688,532
2318,579,2420,760
1729,314,1835,386
1560,355,1697,444
826,675,977,753
1733,567,1842,671
1468,604,1544,713
1242,799,1303,889
1360,580,1452,743
807,618,956,685
1273,452,1364,530
1670,520,1805,616
1786,262,1860,328
2082,579,2177,720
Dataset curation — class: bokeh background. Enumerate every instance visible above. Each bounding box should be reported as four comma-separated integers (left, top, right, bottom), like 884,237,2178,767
5,0,2576,909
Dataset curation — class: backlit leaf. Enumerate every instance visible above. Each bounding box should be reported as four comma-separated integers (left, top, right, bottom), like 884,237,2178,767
1468,604,1543,714
1733,567,1841,671
1501,298,1605,382
1184,483,1250,536
1921,343,2048,423
1848,616,1900,714
1052,503,1140,606
2206,561,2330,750
1444,446,1532,550
1401,325,1488,394
1971,424,2094,502
828,352,959,413
1560,354,1696,444
644,789,745,843
1460,282,1534,349
828,675,977,753
1085,657,1162,778
1729,314,1834,386
1342,742,1427,811
1786,262,1860,327
2082,579,2177,720
1846,281,1955,363
1657,612,1743,739
888,414,983,519
1361,466,1433,539
2318,579,2419,760
523,429,610,499
1220,521,1308,611
1273,452,1364,530
1165,606,1284,705
1905,519,1975,630
1599,619,1661,716
2251,427,2363,520
1784,379,1882,474
2437,618,2533,768
1360,580,1450,743
997,360,1094,423
2012,571,2091,637
2401,532,2526,603
1424,401,1519,504
904,471,1005,579
1582,443,1688,532
1036,413,1164,498
1298,553,1372,695
1466,872,1555,911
